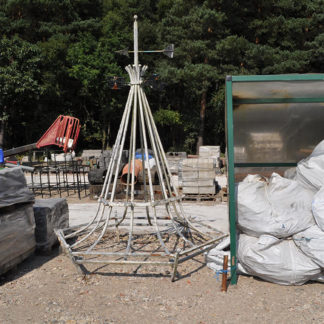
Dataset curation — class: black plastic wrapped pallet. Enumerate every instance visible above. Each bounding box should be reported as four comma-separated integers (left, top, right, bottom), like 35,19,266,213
0,167,34,208
0,203,36,275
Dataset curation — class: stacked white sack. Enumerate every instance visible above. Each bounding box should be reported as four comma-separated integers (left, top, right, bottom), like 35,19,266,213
237,173,314,237
205,237,248,275
312,186,324,231
238,234,321,285
296,139,324,191
293,225,324,268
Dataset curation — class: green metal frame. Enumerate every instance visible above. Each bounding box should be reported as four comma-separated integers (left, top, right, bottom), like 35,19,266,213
225,74,324,285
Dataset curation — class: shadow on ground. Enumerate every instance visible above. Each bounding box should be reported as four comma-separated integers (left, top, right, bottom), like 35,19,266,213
0,245,60,286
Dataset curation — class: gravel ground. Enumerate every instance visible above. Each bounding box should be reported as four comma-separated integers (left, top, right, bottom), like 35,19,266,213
1,247,324,324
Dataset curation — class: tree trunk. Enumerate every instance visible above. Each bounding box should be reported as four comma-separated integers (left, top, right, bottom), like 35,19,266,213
102,127,107,151
107,121,111,149
196,90,206,154
0,120,4,148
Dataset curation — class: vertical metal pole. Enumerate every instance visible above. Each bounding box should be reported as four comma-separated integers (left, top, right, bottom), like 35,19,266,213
225,76,237,285
133,15,139,69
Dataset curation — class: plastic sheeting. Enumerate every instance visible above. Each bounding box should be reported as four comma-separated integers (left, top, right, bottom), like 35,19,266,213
0,203,36,275
238,234,321,285
296,140,324,192
293,225,324,268
237,173,314,238
0,167,34,208
33,198,69,252
312,187,324,231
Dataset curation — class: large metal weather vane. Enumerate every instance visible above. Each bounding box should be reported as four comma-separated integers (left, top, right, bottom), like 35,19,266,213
56,16,224,280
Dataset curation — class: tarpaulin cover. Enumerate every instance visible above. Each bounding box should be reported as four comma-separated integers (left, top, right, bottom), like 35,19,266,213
0,203,36,275
237,173,314,237
238,234,321,285
0,167,34,208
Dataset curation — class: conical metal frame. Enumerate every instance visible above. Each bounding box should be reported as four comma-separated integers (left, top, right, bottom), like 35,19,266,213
56,16,225,280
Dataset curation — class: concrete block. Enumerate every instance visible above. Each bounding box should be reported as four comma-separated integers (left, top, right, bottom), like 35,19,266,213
33,198,69,253
199,146,220,159
182,186,216,195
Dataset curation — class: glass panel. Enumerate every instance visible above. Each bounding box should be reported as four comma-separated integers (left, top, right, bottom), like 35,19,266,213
233,102,324,163
233,81,324,99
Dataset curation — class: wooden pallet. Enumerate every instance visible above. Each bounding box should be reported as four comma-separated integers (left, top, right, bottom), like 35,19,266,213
182,193,217,201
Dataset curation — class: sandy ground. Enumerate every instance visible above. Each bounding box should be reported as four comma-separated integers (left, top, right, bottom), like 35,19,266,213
1,248,324,324
1,196,324,323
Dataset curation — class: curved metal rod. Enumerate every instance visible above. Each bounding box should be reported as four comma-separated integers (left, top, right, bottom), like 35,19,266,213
88,80,136,250
137,85,152,226
103,76,135,201
86,206,114,252
125,82,139,255
152,206,170,254
65,203,105,239
136,85,170,253
68,78,134,244
116,68,138,227
138,105,151,225
142,89,205,236
140,87,193,246
100,84,134,198
65,87,135,239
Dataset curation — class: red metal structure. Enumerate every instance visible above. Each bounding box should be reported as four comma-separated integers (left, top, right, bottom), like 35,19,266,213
4,115,80,157
36,115,80,152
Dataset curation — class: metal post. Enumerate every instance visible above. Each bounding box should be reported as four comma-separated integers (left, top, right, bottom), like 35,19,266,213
133,15,139,69
225,76,237,285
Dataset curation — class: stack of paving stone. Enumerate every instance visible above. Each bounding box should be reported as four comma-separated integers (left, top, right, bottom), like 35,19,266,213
166,152,187,175
0,167,35,275
179,146,221,196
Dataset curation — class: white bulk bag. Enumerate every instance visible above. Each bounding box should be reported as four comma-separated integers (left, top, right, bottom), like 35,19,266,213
293,225,324,268
238,234,321,285
314,273,324,283
237,173,314,238
206,236,248,275
296,140,324,191
312,186,324,231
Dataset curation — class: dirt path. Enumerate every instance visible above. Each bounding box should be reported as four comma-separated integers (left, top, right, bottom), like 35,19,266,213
1,248,324,324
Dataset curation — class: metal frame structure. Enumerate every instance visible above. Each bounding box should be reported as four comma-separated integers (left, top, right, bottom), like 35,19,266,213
56,16,225,280
226,74,324,285
23,153,88,199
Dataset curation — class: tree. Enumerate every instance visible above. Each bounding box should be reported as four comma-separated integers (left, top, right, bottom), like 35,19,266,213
67,33,124,149
0,36,43,148
158,0,227,153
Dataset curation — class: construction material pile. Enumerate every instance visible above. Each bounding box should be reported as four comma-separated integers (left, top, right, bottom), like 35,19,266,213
0,167,35,275
207,140,324,285
180,146,220,196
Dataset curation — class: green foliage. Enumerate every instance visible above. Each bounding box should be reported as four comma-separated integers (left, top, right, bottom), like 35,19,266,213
154,108,182,127
2,0,324,153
